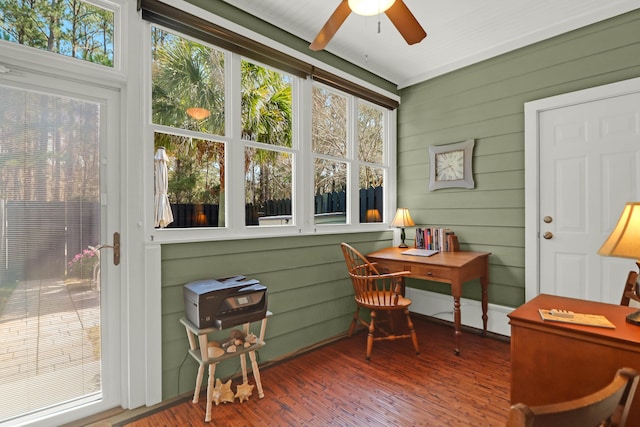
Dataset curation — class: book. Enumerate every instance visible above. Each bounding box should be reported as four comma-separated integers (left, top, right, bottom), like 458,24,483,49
414,227,456,252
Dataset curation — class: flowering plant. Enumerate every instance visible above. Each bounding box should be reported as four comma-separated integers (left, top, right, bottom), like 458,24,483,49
67,247,99,279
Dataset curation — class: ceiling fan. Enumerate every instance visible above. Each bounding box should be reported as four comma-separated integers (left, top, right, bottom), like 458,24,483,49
309,0,427,51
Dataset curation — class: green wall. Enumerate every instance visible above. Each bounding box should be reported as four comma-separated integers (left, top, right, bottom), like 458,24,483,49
158,8,640,401
397,9,640,308
160,232,392,399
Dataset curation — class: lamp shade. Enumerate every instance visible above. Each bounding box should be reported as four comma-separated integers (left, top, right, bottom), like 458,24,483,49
366,209,382,223
186,107,211,120
348,0,395,16
391,208,415,228
598,202,640,259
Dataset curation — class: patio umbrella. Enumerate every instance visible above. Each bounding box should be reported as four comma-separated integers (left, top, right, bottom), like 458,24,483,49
154,147,174,228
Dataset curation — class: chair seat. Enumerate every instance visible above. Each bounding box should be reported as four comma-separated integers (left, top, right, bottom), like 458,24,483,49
356,291,412,309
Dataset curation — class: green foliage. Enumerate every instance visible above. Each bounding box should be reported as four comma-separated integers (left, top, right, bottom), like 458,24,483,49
0,0,114,66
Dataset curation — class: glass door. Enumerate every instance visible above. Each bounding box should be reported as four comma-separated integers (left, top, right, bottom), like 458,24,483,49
0,73,120,425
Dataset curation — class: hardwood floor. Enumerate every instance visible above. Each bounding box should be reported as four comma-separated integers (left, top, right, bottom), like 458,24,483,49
121,315,511,426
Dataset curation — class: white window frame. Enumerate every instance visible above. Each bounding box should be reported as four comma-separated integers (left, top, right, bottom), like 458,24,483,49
144,23,397,244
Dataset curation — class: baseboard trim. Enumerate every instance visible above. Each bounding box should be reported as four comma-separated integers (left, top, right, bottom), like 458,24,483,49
406,288,513,337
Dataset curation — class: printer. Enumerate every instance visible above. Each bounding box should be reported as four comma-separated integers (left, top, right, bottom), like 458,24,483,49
184,275,268,329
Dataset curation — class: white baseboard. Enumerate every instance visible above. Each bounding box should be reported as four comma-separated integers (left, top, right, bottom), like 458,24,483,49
406,287,513,337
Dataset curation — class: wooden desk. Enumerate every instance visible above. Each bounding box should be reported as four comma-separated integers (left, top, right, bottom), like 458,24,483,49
366,247,491,355
508,294,640,424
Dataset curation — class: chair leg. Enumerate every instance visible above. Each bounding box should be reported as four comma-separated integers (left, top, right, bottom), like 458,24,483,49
366,310,376,361
348,307,359,338
405,308,420,355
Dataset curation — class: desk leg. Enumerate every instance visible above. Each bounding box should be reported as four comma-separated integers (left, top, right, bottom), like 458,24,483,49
205,363,217,423
452,283,462,356
481,273,489,337
248,350,265,398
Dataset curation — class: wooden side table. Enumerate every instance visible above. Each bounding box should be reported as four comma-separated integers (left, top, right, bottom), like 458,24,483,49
180,312,271,422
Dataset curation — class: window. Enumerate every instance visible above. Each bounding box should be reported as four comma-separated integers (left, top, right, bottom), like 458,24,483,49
148,24,393,237
241,59,294,226
0,0,115,67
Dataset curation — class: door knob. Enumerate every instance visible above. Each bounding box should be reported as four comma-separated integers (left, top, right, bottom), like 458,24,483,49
95,232,121,265
543,231,553,240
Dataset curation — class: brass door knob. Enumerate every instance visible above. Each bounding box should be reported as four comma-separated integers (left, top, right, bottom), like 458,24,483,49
543,231,553,240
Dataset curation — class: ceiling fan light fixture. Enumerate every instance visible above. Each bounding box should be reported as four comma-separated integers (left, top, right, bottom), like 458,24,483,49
348,0,396,16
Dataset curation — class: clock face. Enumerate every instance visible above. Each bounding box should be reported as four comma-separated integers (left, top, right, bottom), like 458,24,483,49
435,150,464,181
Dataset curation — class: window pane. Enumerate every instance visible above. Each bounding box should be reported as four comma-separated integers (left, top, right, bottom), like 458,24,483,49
359,166,383,223
312,86,347,157
245,147,292,226
241,61,292,147
154,132,225,227
358,102,384,164
151,27,225,135
314,158,346,224
0,0,114,67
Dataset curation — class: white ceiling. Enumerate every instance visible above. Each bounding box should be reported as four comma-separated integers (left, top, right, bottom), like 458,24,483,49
220,0,640,88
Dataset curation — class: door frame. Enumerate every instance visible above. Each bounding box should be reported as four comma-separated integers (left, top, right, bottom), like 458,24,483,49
524,76,640,302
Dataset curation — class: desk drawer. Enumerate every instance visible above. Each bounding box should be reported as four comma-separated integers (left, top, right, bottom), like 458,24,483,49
406,264,451,281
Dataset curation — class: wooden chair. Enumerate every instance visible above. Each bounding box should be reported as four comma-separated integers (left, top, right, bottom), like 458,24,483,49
340,243,420,360
505,367,639,427
620,270,640,306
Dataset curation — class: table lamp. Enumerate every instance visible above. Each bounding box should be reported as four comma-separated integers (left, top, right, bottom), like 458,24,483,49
598,202,640,324
391,208,415,248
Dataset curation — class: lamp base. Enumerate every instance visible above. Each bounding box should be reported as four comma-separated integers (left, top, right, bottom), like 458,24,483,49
398,243,408,248
627,310,640,325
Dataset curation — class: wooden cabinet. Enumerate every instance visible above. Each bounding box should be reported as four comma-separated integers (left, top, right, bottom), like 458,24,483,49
508,294,640,424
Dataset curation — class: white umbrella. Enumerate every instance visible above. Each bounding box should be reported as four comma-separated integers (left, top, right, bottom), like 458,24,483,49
154,147,174,228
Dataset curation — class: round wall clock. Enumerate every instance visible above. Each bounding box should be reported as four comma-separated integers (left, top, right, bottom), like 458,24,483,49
429,139,475,191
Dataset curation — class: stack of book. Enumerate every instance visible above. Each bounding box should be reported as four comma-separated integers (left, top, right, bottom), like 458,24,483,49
414,227,458,252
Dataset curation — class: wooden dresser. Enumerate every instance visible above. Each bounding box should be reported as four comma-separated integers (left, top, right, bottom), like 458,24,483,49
508,293,640,423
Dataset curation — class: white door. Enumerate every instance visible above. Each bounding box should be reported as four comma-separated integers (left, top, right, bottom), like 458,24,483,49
0,71,121,426
527,80,640,303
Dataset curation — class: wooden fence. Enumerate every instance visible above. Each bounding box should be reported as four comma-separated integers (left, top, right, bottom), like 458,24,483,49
169,186,383,227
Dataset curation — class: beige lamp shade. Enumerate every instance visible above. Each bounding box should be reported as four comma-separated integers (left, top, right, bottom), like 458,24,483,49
348,0,395,16
598,202,640,259
391,208,415,227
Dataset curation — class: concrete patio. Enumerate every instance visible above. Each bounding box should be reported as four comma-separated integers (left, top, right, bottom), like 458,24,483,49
0,278,101,422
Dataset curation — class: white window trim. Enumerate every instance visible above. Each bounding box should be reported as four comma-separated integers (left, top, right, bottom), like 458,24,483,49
144,24,397,245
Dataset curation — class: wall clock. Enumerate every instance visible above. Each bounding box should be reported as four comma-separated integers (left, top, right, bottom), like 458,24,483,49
429,139,475,191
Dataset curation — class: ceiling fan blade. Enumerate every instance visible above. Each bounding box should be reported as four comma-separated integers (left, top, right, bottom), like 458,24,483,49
309,0,351,51
385,0,427,45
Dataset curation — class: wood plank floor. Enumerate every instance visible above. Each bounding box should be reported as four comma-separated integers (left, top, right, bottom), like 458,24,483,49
122,315,511,426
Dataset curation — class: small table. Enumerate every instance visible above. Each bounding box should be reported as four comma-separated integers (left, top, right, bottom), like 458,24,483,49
180,312,271,422
367,247,491,355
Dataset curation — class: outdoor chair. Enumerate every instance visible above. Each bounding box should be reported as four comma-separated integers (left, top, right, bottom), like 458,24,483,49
340,242,420,360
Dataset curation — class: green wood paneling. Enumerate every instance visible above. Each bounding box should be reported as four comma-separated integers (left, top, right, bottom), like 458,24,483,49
157,7,640,402
397,9,640,310
159,232,393,399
